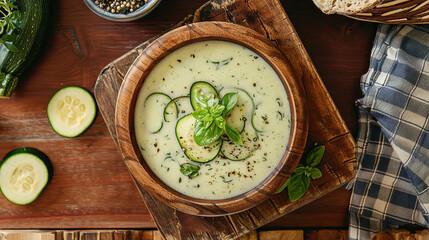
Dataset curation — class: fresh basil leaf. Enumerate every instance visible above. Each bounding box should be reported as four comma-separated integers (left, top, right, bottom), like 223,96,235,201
180,163,200,178
192,109,208,120
275,175,291,194
288,174,310,202
303,166,313,177
194,120,223,146
310,168,322,179
206,97,218,108
194,89,210,108
1,34,16,42
306,145,325,167
293,166,306,175
225,123,243,145
215,116,225,130
220,92,238,116
210,104,225,117
2,42,18,52
202,115,213,129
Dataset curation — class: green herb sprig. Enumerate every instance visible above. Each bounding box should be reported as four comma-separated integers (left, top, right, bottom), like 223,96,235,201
275,145,325,202
180,163,200,178
0,0,20,52
192,92,243,146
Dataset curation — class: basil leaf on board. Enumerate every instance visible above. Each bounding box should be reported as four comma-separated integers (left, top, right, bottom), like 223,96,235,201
288,174,310,202
192,109,208,120
274,175,291,194
220,92,238,116
293,166,306,175
180,163,200,178
194,119,223,146
225,123,243,145
310,168,322,179
306,145,325,167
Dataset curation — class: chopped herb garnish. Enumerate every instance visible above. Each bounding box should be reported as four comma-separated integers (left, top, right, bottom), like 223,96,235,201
211,57,233,70
180,163,200,178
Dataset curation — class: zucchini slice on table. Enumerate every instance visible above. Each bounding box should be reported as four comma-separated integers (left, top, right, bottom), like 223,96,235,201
190,81,219,110
142,92,171,133
176,114,222,163
0,147,53,205
47,86,97,138
0,0,49,97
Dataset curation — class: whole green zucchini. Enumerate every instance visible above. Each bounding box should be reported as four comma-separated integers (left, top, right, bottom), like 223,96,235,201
0,0,49,97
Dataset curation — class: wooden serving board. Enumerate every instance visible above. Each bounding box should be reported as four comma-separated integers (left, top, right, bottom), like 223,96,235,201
94,0,356,239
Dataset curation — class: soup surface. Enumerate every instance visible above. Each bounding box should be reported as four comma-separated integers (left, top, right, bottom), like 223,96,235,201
134,40,291,199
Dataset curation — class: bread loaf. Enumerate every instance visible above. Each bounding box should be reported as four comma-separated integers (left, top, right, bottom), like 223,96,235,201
313,0,382,14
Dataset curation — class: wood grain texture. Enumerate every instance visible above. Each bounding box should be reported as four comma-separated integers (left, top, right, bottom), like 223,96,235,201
0,0,377,232
115,21,308,216
95,0,362,239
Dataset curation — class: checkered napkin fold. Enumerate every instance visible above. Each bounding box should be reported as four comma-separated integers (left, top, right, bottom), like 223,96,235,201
348,24,429,240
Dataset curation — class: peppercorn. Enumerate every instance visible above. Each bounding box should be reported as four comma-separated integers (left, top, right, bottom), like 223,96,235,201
92,0,146,14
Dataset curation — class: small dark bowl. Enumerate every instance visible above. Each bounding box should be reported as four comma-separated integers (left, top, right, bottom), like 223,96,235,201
83,0,162,22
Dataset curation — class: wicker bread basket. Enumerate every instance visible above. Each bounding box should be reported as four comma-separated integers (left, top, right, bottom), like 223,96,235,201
346,0,429,24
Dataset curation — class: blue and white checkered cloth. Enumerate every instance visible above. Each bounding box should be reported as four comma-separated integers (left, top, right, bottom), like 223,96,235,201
348,24,429,239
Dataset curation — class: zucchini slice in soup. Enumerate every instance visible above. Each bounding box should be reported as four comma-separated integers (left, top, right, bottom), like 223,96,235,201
190,81,218,110
221,88,255,133
142,93,171,133
47,86,97,138
176,114,222,163
164,96,193,122
221,125,259,161
0,147,53,205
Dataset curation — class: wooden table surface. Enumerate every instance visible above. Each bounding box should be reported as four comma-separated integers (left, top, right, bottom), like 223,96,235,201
0,0,377,229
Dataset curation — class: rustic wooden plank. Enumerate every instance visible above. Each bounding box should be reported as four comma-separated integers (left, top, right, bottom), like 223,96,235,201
305,230,348,240
238,231,258,240
259,230,303,240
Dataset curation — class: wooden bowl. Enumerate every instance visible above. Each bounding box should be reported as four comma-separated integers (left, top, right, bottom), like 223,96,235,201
115,21,308,216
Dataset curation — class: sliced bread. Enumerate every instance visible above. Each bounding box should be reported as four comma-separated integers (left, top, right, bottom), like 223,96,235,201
313,0,382,14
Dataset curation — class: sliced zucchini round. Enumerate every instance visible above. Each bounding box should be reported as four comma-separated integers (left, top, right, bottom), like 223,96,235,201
190,81,219,110
142,93,171,133
221,88,255,133
176,114,222,163
164,96,193,122
0,147,53,205
47,86,97,138
251,108,265,132
221,125,259,161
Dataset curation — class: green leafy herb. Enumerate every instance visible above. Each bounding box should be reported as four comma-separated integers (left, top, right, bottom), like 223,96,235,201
211,57,233,69
0,0,20,52
225,123,243,145
275,145,325,202
180,163,200,178
306,145,325,167
220,92,238,116
192,92,242,146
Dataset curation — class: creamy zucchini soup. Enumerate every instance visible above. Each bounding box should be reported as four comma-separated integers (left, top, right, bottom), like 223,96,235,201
134,40,291,199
